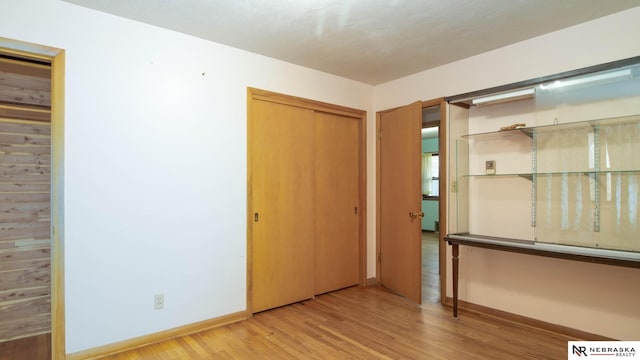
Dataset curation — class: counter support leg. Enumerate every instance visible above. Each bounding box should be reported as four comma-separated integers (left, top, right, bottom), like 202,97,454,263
452,243,459,318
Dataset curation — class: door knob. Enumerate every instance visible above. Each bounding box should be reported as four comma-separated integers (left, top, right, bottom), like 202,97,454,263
409,211,425,218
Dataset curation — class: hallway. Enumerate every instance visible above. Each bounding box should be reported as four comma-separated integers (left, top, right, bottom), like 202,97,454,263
422,231,440,304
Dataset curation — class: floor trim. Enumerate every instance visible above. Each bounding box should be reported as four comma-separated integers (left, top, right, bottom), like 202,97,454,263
444,297,613,341
66,311,247,360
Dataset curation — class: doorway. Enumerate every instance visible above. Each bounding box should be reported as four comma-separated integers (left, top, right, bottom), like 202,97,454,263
0,41,65,359
376,98,447,306
421,105,440,304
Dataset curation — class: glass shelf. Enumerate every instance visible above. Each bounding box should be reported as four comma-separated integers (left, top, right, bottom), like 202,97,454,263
465,173,532,178
535,114,640,133
451,91,640,253
461,114,640,141
465,170,640,179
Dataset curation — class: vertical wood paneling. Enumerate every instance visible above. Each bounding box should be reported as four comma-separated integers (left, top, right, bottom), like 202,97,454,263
0,120,51,342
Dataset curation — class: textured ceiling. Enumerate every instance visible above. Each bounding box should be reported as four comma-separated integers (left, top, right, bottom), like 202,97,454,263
63,0,640,84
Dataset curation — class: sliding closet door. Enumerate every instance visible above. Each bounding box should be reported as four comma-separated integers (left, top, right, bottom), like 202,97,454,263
314,112,360,295
250,100,315,313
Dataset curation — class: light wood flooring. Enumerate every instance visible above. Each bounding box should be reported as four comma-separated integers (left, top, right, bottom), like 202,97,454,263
422,231,440,304
102,285,573,360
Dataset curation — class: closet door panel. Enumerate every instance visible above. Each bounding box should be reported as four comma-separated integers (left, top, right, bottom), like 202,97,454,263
251,100,315,312
314,112,360,295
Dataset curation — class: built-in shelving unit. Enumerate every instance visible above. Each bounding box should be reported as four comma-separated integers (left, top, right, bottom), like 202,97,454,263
444,56,640,317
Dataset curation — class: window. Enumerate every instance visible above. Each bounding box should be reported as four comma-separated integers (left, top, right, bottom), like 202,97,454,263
422,152,439,197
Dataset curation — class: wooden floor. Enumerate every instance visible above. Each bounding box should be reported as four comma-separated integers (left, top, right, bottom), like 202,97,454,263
102,286,573,360
422,231,440,304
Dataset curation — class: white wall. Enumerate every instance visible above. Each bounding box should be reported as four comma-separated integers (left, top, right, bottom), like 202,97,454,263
374,6,640,339
0,0,373,353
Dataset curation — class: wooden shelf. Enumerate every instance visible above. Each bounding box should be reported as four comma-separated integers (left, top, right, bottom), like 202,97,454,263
0,103,50,122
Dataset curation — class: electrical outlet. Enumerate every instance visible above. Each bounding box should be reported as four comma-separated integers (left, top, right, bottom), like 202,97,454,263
485,160,496,175
154,294,164,310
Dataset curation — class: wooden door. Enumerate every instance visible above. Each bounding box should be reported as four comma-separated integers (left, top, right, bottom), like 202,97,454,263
314,112,360,295
378,101,422,303
250,100,315,313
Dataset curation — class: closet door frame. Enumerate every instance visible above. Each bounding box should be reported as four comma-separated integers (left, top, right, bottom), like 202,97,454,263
246,87,367,315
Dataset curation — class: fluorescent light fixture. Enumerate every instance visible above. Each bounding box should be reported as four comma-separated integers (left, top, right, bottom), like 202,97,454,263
471,88,535,106
539,69,632,90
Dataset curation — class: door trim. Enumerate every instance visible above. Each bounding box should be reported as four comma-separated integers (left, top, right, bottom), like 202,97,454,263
51,50,65,360
376,98,447,305
0,39,65,359
422,98,448,306
246,87,367,314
